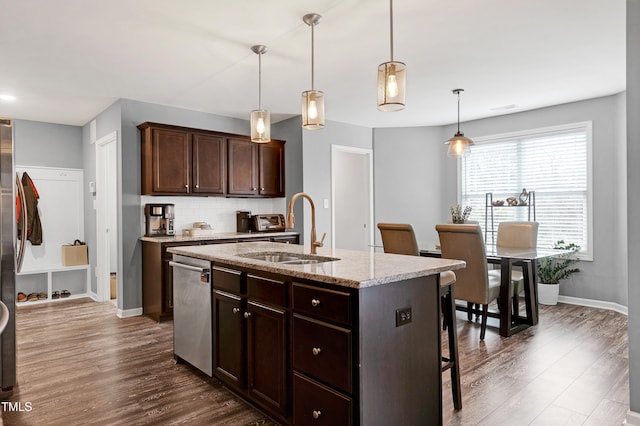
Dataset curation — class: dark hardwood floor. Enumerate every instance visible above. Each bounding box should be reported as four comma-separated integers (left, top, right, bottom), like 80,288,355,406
1,298,629,425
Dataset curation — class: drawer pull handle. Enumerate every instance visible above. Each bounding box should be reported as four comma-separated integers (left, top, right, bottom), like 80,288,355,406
312,347,321,356
312,410,322,419
243,312,252,319
232,307,240,314
311,298,321,307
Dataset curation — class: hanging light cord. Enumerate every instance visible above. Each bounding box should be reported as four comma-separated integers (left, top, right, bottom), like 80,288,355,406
457,91,461,133
258,52,262,109
389,0,394,61
311,23,315,90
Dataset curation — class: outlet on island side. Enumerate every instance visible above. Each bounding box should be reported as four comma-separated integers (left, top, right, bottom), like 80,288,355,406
396,307,412,327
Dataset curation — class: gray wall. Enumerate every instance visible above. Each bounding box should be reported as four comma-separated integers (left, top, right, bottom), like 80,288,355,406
14,119,82,168
627,0,640,415
273,116,304,241
373,126,448,247
302,120,373,248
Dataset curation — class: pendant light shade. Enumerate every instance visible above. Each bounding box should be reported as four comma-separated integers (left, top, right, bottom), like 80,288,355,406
446,89,474,157
302,13,325,130
250,45,270,143
377,0,406,111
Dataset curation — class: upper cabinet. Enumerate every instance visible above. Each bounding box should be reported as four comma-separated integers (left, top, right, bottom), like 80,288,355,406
227,138,285,197
139,122,284,197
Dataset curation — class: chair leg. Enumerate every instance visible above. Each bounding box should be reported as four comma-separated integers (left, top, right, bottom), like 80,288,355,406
467,302,473,322
512,293,520,317
475,303,481,320
441,296,448,331
444,290,462,410
480,304,489,340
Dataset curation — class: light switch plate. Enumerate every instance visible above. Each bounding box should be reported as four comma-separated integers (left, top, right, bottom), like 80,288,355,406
323,199,329,209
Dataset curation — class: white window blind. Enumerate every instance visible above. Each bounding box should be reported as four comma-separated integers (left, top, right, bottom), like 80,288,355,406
460,122,592,259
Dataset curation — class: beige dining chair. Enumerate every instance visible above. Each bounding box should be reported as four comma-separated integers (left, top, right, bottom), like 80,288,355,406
436,223,501,340
488,221,539,315
376,223,462,409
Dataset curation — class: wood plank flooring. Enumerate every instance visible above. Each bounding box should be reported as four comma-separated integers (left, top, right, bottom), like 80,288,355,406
1,298,629,425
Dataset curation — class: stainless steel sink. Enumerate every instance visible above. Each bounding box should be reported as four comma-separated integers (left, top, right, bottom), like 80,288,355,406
239,251,339,264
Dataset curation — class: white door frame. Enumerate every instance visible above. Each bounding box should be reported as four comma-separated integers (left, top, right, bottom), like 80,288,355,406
95,131,118,303
330,145,374,250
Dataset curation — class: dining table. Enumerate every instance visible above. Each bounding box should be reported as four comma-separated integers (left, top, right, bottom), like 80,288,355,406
419,243,574,337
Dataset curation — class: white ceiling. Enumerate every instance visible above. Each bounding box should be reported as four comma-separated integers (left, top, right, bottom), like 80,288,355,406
0,0,626,128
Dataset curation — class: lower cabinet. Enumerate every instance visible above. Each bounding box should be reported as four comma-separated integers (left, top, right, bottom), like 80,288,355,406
142,233,299,321
213,266,289,419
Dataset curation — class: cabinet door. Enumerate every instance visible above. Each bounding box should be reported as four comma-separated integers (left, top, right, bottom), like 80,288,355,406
213,290,245,390
258,141,284,197
192,133,226,194
227,138,258,196
246,300,288,415
151,128,190,193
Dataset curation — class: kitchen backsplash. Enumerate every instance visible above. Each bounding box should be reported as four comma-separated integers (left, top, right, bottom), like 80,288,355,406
140,196,286,235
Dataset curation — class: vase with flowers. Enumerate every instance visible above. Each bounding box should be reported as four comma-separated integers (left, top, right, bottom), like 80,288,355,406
450,204,472,224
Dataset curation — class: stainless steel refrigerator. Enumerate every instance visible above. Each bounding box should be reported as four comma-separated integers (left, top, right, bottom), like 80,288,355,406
0,118,16,391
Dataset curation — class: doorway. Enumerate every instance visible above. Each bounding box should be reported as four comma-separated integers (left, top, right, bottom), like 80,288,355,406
95,131,119,306
331,145,373,251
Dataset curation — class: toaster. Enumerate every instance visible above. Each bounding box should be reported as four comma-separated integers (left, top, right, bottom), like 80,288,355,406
250,214,286,232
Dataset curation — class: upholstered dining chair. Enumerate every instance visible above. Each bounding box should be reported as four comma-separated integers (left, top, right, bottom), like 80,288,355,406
436,223,501,340
376,222,462,410
488,221,539,315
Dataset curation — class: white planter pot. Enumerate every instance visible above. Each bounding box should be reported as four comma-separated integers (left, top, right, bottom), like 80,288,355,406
537,282,560,305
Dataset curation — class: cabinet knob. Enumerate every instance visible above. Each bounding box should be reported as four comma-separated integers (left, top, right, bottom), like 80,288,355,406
185,184,189,189
311,298,321,307
261,187,265,191
312,410,322,419
243,311,252,319
195,184,199,189
252,187,257,191
312,347,321,356
232,307,240,314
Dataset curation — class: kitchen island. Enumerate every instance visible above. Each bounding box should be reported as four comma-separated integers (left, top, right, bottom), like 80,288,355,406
168,241,465,425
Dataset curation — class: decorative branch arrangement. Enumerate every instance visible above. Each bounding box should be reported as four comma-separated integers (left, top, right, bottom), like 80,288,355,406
450,204,472,224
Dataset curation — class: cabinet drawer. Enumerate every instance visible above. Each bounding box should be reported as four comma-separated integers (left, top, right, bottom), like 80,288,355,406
213,266,242,294
293,283,352,326
293,372,352,425
293,315,352,393
247,274,287,307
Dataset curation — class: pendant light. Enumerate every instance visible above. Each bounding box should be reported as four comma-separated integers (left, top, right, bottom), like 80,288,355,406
446,89,474,157
301,13,325,130
377,0,406,111
250,45,270,143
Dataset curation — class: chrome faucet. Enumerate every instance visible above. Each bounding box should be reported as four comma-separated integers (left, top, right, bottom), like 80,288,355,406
286,192,326,254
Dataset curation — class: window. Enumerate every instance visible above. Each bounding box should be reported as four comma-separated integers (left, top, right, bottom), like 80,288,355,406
460,122,592,260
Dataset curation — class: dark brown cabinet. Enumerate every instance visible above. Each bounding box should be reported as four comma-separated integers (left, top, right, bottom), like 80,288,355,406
213,267,289,418
227,138,285,197
139,122,284,197
191,132,226,194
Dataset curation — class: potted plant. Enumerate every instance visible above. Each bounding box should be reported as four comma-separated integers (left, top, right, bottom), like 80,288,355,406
450,204,472,224
536,240,580,305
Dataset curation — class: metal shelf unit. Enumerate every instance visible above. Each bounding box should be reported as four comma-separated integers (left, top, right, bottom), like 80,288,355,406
485,191,536,244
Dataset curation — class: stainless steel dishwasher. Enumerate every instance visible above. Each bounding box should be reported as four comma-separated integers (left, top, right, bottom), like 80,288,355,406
169,254,212,376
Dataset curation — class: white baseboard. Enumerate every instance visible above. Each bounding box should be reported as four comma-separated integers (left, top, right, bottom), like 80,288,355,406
624,409,640,425
558,295,628,316
117,307,143,318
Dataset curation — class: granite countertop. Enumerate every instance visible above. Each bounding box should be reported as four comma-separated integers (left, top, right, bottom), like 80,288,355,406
140,231,299,243
168,241,465,289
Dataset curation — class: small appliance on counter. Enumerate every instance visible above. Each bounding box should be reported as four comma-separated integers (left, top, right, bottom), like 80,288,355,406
250,214,286,232
144,203,175,237
236,210,252,233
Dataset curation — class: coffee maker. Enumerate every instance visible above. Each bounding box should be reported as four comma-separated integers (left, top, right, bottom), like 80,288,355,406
144,204,175,236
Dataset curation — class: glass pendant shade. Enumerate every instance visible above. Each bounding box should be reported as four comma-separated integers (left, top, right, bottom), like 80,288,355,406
250,109,270,142
250,44,270,143
446,132,473,157
302,90,325,129
377,61,406,111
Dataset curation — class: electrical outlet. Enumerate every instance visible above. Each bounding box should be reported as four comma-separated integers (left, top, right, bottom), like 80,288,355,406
396,307,412,327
